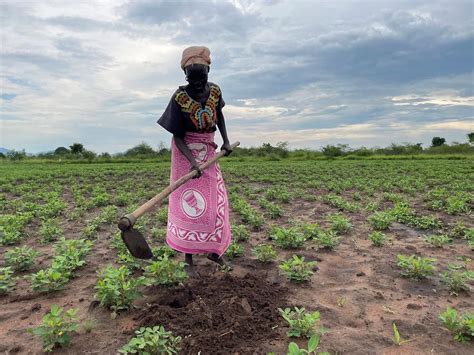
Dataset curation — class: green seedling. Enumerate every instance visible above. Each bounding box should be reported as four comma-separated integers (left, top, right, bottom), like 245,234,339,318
119,326,182,354
278,307,326,338
424,234,452,248
5,246,39,271
327,213,352,234
440,264,474,295
143,255,188,287
225,241,244,259
30,267,71,293
391,322,410,346
29,304,79,352
271,227,306,249
287,334,329,355
439,308,474,343
279,255,316,282
252,244,277,263
231,224,250,242
95,265,145,315
397,255,436,280
368,231,386,247
317,230,341,250
0,267,17,295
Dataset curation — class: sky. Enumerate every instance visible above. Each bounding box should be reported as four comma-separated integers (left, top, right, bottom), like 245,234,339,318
1,0,473,154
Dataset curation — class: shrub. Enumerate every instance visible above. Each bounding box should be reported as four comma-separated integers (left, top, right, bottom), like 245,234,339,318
278,307,326,338
5,246,39,271
252,244,277,263
397,255,436,280
279,256,316,282
143,256,188,287
29,304,78,352
119,326,182,354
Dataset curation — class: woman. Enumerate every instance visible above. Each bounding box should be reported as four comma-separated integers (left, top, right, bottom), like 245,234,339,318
157,46,232,275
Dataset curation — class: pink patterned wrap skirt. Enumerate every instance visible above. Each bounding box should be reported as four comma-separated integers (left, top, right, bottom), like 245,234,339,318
165,132,231,256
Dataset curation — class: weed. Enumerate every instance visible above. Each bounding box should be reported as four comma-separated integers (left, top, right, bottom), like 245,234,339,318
440,264,474,295
391,322,410,346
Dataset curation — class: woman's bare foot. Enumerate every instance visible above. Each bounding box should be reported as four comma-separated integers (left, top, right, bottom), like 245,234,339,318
207,253,232,270
184,253,199,277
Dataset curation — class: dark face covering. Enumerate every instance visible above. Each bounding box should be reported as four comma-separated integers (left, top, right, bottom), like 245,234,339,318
185,64,209,91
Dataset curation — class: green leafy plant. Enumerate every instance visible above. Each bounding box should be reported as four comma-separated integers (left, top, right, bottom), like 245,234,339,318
0,267,17,295
271,227,306,249
39,219,63,243
287,334,329,355
368,231,386,247
157,207,168,226
327,213,352,234
279,255,316,282
252,244,277,263
397,255,436,280
439,308,474,343
391,322,410,346
231,224,250,242
95,265,145,314
143,255,188,287
5,246,39,271
367,211,393,230
424,234,452,248
30,267,71,293
278,307,326,338
316,230,341,250
225,241,244,259
119,326,182,354
151,245,177,258
440,264,474,295
29,304,78,352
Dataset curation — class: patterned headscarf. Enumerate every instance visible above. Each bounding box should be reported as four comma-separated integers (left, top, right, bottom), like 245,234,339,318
181,46,211,70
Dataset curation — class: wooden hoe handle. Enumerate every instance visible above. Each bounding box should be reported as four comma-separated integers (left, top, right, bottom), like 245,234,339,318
118,141,240,230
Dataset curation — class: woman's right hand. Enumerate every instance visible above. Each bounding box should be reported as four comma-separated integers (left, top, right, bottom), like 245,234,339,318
190,162,202,178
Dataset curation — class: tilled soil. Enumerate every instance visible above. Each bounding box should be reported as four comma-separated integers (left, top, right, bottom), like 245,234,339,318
135,272,288,354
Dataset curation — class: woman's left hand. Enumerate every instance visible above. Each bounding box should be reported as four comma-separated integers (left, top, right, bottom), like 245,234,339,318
221,142,232,156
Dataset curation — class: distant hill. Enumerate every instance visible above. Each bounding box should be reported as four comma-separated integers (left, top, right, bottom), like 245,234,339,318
0,147,10,154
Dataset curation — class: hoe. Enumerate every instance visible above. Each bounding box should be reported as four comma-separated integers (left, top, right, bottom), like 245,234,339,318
117,141,240,259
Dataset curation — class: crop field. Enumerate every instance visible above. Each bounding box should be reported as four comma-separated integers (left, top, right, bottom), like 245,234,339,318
0,159,473,354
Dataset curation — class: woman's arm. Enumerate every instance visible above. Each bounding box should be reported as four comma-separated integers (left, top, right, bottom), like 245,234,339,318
217,110,232,156
173,134,202,177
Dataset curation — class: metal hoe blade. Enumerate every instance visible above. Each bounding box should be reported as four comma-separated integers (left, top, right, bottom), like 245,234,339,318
120,228,153,259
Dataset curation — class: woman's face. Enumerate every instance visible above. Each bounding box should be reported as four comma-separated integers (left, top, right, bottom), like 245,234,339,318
185,64,209,91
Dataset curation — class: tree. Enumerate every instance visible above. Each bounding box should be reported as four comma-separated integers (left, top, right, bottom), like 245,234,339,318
54,147,69,155
124,142,156,157
468,132,474,144
69,143,84,154
431,137,446,147
6,149,27,161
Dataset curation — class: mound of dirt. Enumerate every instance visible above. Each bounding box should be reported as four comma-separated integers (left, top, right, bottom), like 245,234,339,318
135,272,288,354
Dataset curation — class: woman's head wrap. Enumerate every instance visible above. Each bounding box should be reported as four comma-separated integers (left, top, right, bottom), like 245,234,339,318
181,46,211,70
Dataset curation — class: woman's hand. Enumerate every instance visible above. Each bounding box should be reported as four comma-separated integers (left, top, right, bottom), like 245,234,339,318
190,162,202,179
221,142,232,156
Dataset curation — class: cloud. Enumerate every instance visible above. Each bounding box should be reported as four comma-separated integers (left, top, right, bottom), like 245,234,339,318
0,0,472,153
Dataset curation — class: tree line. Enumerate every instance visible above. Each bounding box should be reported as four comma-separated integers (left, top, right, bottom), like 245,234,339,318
2,133,473,161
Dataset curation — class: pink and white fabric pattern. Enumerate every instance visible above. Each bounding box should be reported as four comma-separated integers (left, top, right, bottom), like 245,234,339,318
165,132,231,256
